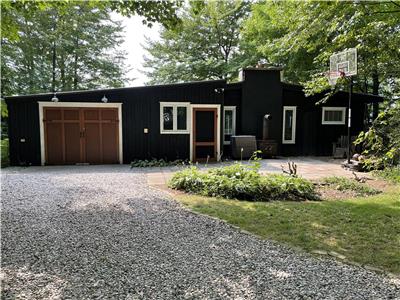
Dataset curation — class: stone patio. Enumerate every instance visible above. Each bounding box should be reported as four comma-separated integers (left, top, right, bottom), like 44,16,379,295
146,156,369,187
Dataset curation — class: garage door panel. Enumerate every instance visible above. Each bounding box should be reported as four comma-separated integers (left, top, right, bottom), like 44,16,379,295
64,109,80,121
102,123,118,163
84,123,101,164
101,109,118,121
84,109,100,121
64,123,81,164
45,109,62,121
46,123,63,165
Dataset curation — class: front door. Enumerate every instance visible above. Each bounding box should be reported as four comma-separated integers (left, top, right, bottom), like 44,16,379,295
44,107,119,165
192,108,218,161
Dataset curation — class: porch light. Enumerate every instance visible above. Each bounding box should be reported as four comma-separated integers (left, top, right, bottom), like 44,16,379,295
101,95,108,103
51,93,59,102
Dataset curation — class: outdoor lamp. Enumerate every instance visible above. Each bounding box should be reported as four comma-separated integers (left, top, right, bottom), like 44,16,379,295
101,95,108,103
51,93,59,102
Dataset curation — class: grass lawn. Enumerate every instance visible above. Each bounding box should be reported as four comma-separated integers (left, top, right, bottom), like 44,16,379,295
175,185,400,274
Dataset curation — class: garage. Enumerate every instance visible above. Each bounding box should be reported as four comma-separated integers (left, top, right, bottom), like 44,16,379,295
42,106,121,165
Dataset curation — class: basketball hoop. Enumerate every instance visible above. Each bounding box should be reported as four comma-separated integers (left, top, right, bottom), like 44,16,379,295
327,48,358,165
327,48,357,87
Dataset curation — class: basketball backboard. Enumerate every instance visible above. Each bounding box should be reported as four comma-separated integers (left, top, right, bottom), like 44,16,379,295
327,48,357,86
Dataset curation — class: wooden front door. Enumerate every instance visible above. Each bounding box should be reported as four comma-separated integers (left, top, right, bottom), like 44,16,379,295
192,108,218,161
44,107,119,165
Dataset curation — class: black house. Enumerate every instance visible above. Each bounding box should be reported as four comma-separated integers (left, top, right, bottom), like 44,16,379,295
5,67,382,166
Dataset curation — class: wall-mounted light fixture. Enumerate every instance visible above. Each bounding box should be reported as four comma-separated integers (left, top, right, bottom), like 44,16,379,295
51,93,59,102
214,88,224,94
101,95,108,103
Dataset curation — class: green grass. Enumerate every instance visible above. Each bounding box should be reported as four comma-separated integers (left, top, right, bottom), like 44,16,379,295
176,186,400,273
321,176,380,196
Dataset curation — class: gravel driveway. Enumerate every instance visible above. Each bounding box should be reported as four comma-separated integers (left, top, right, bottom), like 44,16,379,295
1,165,399,299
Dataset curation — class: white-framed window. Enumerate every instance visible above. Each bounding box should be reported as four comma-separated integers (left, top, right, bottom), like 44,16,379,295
160,102,190,134
322,107,346,125
223,106,236,145
282,106,296,144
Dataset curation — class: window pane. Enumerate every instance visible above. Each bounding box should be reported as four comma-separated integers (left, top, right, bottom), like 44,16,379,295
324,110,343,122
284,110,293,140
224,110,233,135
163,106,173,130
177,106,187,130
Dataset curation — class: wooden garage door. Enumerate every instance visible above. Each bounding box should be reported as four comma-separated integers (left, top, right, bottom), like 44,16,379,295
44,107,119,165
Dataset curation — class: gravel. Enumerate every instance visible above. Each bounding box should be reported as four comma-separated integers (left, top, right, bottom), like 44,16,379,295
1,165,399,299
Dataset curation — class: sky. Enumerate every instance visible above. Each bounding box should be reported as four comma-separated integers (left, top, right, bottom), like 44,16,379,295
111,13,161,87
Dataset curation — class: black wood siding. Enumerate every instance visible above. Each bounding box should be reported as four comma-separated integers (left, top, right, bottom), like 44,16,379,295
281,85,378,156
6,80,225,166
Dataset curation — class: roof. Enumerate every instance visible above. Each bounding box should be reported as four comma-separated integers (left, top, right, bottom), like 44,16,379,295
282,82,384,103
4,79,227,101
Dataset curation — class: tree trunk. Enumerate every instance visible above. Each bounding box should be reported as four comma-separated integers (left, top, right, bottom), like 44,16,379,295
73,37,78,90
372,69,379,119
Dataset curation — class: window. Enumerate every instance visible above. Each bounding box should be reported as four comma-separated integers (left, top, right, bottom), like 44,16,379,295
223,106,236,145
282,106,296,144
322,107,346,125
160,102,190,134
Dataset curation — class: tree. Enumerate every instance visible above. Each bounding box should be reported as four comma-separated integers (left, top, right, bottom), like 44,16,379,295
143,0,250,85
1,0,181,42
242,1,400,97
1,2,129,96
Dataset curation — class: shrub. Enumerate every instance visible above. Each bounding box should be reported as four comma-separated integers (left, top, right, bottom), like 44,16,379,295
1,138,9,168
373,166,400,184
354,104,400,170
169,163,318,201
322,176,380,196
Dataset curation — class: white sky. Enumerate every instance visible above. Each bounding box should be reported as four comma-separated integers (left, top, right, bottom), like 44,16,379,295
111,13,161,87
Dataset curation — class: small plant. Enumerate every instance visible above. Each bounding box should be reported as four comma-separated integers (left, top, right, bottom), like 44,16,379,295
281,161,298,177
130,158,188,168
373,166,400,184
321,176,380,196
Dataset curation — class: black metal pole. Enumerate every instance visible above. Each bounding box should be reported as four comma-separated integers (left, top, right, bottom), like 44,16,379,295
347,77,353,164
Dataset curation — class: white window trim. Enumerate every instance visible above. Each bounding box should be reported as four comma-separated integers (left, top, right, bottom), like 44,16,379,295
282,106,296,144
223,106,236,145
160,102,190,134
38,101,123,166
322,106,346,125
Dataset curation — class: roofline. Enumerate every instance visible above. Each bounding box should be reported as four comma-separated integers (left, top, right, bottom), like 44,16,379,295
282,82,384,101
4,79,227,100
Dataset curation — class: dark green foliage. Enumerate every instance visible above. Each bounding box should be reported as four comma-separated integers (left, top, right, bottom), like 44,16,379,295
1,139,9,168
131,158,188,168
355,103,400,170
322,176,380,196
1,2,129,97
169,163,318,201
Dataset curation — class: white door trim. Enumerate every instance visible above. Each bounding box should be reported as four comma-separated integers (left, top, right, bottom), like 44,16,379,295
190,104,221,162
38,101,123,165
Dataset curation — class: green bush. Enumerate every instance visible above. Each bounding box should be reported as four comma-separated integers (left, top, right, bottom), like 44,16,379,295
1,138,9,168
322,176,380,196
373,166,400,184
169,163,318,201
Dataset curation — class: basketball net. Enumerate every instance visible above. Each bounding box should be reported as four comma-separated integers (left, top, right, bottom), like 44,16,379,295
326,70,346,87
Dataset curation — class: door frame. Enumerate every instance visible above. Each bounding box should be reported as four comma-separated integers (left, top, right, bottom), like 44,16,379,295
190,104,221,162
38,102,123,165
